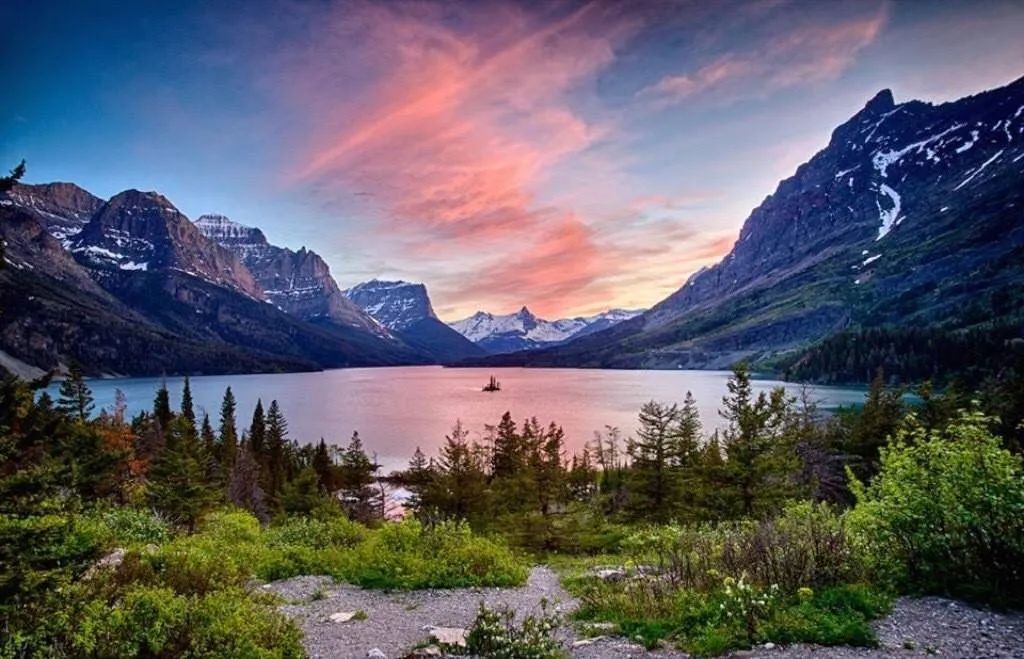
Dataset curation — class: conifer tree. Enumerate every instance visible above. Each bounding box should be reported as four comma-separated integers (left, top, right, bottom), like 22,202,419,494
312,438,334,492
433,421,488,522
229,442,268,523
720,363,792,517
153,381,172,431
339,431,377,522
627,401,682,520
56,362,93,422
0,160,26,267
491,411,521,478
180,376,195,427
218,387,238,469
280,467,324,517
147,416,216,531
249,399,266,458
265,400,288,497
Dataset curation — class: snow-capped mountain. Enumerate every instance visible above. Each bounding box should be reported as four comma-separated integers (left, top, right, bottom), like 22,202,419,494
71,190,264,298
6,182,103,246
343,280,437,331
194,214,382,335
449,306,644,354
485,77,1024,369
344,280,485,361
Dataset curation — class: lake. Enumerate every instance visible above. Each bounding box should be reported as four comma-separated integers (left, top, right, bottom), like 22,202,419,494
55,367,866,472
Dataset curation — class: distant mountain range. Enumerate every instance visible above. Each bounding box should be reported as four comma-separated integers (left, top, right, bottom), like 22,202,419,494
0,186,429,376
2,76,1021,379
343,280,484,362
476,76,1024,370
449,307,644,354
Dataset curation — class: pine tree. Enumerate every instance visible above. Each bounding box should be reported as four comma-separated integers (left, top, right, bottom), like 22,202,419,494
720,363,792,517
180,376,195,427
431,421,488,523
627,400,682,521
312,439,334,492
153,381,172,431
265,400,288,498
147,416,216,531
229,442,268,523
218,387,238,469
56,362,93,422
279,467,325,517
338,431,377,522
112,388,127,425
249,399,266,458
491,411,521,478
0,160,26,268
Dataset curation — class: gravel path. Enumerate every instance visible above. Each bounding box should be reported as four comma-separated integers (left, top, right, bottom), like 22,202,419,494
265,570,1024,658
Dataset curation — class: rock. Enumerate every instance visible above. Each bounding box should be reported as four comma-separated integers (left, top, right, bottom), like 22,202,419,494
404,646,442,657
572,637,606,647
366,649,386,659
763,641,776,649
426,626,468,648
587,566,627,582
85,548,125,578
329,611,358,623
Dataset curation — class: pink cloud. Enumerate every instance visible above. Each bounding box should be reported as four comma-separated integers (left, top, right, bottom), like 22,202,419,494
639,7,887,106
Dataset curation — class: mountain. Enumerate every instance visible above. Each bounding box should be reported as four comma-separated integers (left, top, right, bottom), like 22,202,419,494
450,306,644,354
194,214,383,335
344,279,485,361
0,186,427,376
482,77,1024,369
6,182,103,245
72,191,264,299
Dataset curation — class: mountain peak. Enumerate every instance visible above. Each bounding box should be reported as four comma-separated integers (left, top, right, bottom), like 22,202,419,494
344,278,438,330
864,88,895,114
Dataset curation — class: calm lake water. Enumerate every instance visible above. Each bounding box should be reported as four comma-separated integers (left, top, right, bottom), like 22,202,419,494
56,367,866,472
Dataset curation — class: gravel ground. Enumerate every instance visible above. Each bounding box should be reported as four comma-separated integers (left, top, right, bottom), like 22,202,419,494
265,569,1024,659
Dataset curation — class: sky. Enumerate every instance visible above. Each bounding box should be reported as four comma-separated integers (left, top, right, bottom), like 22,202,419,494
3,0,1023,320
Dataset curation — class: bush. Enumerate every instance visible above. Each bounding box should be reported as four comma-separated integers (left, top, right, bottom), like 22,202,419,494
451,601,565,658
848,411,1024,604
82,507,171,547
623,502,855,593
264,515,365,550
71,585,303,658
338,519,528,589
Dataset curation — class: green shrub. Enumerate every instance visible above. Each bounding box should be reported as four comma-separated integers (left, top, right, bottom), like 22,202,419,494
71,586,303,658
452,601,565,658
848,410,1024,604
264,515,365,550
82,507,171,548
338,519,529,589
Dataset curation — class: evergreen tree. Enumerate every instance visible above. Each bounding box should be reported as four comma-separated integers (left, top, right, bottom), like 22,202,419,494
218,387,238,469
338,431,377,522
627,401,682,521
153,381,172,431
279,467,324,517
229,442,268,523
147,416,216,531
56,362,93,422
180,376,195,427
419,422,488,523
312,438,334,492
0,160,26,268
265,400,288,498
719,363,793,517
491,411,521,478
249,399,266,458
112,388,127,425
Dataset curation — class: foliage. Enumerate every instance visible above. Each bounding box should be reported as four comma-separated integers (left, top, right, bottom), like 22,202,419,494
71,585,304,658
848,410,1024,604
451,601,566,659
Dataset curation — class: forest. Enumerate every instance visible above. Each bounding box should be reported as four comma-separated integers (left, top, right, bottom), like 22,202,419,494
2,361,1024,657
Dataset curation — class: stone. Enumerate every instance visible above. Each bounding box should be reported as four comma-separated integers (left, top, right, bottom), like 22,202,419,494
405,646,442,657
763,641,776,649
330,611,358,623
426,626,468,647
366,649,387,659
85,548,125,578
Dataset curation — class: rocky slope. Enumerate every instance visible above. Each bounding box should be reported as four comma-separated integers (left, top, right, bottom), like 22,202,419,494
0,187,427,375
486,76,1024,369
6,181,103,245
450,307,644,354
344,280,485,361
195,214,383,335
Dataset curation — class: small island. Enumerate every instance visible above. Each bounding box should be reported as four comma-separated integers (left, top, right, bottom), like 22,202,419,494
482,375,501,392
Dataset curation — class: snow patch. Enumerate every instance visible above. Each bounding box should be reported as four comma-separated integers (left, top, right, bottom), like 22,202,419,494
875,184,902,240
953,149,1004,191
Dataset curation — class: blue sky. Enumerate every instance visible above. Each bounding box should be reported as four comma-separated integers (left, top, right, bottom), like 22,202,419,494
4,0,1023,319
